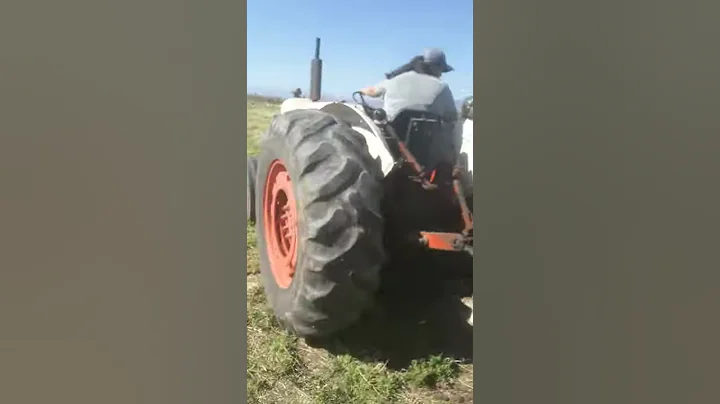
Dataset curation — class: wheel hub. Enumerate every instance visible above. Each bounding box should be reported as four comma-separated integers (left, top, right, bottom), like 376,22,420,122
262,159,298,289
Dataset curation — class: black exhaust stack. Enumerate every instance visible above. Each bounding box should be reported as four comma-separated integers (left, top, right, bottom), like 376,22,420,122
309,37,322,101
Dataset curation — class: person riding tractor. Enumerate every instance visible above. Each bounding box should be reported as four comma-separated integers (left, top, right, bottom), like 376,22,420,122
359,48,461,168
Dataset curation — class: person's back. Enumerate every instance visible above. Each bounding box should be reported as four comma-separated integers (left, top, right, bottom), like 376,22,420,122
377,70,456,123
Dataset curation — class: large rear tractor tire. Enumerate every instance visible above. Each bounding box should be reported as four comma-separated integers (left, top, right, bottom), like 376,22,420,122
255,109,385,338
247,156,258,223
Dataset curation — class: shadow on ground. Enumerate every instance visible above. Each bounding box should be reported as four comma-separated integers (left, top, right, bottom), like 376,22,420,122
307,249,473,370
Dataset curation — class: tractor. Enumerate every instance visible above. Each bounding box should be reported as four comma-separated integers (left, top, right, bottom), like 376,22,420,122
247,38,474,338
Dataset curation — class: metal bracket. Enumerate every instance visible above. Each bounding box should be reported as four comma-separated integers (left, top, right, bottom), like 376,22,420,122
418,231,469,252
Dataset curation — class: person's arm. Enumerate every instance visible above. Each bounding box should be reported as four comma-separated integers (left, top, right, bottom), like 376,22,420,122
359,79,389,98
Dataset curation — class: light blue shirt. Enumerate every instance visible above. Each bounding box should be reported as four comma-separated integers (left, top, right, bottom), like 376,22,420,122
373,71,460,160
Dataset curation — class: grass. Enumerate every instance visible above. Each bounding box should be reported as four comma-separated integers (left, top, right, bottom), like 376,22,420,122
247,96,279,157
246,96,473,403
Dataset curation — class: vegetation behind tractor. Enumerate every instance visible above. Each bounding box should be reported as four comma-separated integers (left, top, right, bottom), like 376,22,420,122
247,38,474,338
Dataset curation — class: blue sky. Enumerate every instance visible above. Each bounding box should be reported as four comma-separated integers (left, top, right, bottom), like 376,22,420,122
247,0,474,100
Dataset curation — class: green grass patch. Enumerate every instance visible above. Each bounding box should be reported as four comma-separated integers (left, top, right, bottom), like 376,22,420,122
247,223,259,275
404,355,460,388
311,355,405,404
247,99,280,156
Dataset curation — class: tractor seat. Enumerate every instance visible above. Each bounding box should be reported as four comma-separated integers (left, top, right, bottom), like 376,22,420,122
388,109,445,175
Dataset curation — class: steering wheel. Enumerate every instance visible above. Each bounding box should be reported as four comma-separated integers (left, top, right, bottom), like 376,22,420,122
352,91,372,111
352,91,387,122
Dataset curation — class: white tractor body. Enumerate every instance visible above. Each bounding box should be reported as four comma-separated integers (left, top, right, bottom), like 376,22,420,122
280,98,474,188
281,98,396,175
459,118,474,194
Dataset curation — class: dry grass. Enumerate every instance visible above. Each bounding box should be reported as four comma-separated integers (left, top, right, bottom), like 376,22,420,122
246,96,473,403
246,97,279,157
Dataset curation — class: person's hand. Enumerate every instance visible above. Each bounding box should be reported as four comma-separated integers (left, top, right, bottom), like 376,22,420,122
359,86,380,97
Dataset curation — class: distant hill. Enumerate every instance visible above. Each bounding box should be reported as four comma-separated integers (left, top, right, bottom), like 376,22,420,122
247,93,284,104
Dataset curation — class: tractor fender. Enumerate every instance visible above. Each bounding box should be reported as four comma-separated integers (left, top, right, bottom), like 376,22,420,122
460,118,473,183
280,98,396,176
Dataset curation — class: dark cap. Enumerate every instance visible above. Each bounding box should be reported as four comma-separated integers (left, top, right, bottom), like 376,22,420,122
423,48,454,73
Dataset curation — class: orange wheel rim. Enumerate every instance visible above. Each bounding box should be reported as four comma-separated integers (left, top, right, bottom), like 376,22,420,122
262,159,298,289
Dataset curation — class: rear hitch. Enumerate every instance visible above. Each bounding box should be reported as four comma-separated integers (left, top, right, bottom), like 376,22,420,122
418,231,472,253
